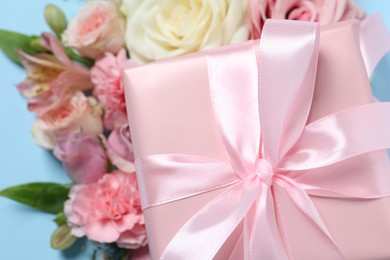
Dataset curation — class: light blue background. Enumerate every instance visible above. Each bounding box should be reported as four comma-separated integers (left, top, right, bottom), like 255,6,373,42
0,1,389,259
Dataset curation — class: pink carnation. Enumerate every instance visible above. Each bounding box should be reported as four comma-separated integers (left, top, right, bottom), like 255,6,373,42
65,171,147,249
248,0,366,39
91,48,135,130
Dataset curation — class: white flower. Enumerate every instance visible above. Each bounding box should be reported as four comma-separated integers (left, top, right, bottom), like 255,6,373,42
122,0,249,64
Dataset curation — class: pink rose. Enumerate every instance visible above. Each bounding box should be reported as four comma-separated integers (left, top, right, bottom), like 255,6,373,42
64,171,147,249
18,33,93,115
101,123,135,173
248,0,365,39
53,132,107,184
91,49,135,130
31,91,103,149
317,0,365,24
62,0,126,59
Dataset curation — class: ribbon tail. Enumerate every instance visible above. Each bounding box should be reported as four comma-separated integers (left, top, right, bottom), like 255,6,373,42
248,182,288,260
160,176,259,260
228,228,245,260
273,176,343,259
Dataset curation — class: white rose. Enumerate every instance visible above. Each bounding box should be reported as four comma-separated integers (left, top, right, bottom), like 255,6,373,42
122,0,249,64
32,92,104,149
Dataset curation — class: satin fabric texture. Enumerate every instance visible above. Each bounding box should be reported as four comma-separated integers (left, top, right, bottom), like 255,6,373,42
134,20,390,259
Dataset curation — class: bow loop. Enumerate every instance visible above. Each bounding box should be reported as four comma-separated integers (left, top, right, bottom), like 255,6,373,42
259,20,320,165
207,41,260,177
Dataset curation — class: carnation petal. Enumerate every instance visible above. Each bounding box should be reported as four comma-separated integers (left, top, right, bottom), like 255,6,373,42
65,171,146,247
85,217,120,243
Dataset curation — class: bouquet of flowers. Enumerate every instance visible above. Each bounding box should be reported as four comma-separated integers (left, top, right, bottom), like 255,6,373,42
0,0,369,259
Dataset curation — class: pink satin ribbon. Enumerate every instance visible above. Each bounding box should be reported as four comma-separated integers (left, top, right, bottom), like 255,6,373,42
135,20,390,259
360,14,390,77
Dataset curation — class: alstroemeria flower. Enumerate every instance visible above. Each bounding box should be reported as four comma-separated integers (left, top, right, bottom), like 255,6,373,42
17,33,93,115
54,132,108,184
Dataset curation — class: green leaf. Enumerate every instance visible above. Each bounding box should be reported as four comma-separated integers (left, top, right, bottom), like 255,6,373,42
51,224,77,250
0,29,38,64
0,182,70,214
54,212,67,226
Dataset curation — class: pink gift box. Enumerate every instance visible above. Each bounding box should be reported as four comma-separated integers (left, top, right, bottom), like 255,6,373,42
124,20,390,259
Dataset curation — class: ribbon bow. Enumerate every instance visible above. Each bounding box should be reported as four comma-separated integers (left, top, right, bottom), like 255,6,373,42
135,20,390,259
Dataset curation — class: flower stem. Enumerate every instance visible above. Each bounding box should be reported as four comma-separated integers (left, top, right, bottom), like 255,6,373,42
65,47,94,67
